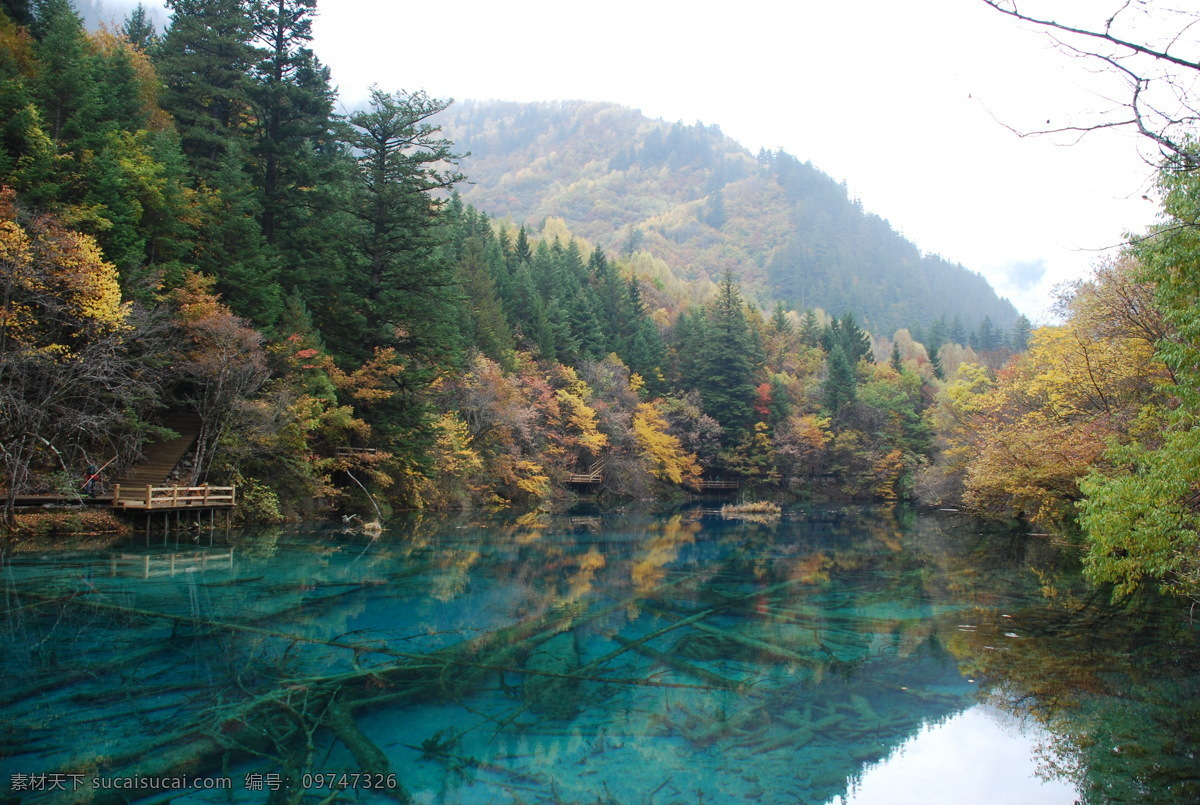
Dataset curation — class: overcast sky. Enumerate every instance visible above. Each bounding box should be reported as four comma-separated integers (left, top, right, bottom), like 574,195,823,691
123,0,1166,321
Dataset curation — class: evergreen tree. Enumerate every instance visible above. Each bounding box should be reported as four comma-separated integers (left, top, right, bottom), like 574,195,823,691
926,316,949,355
799,309,821,347
770,301,793,336
122,3,158,51
455,231,515,364
245,0,336,247
31,0,97,145
929,346,945,381
822,311,871,364
341,86,463,360
949,315,967,346
697,270,760,438
1010,314,1032,351
157,0,254,177
977,314,1002,351
890,341,903,373
1,0,34,26
672,307,707,391
823,343,857,418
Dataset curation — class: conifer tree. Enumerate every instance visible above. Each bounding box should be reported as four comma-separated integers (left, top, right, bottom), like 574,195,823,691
698,270,760,437
122,3,157,51
245,0,335,247
1,0,33,26
1010,314,1032,351
823,343,857,417
157,0,254,177
30,0,97,145
341,86,463,361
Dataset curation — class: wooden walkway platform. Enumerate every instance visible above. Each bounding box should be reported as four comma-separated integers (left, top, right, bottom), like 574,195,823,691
112,484,236,511
566,459,605,486
110,411,202,490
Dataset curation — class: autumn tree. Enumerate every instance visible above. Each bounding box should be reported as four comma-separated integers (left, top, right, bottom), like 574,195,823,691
0,188,156,533
957,260,1170,525
163,271,270,484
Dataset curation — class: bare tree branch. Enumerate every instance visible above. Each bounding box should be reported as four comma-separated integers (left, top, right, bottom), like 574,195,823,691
981,0,1200,168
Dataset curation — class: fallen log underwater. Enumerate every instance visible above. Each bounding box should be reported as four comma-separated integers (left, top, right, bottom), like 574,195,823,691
4,575,722,804
6,570,863,804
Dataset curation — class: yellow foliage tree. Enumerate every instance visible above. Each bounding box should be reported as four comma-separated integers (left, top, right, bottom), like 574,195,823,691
633,400,701,485
957,265,1171,524
1,188,148,530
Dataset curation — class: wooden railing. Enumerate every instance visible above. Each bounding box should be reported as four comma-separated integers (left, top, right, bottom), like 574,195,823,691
566,459,605,484
111,484,236,510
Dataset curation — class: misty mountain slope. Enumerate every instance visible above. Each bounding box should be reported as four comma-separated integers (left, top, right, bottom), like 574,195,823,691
438,100,1018,335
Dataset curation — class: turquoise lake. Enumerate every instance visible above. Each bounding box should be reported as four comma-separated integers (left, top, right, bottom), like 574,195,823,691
1,506,1197,804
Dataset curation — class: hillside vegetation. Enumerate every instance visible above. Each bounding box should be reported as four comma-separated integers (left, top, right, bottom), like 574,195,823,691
439,100,1020,336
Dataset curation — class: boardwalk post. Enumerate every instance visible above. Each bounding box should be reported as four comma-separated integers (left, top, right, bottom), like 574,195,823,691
145,485,152,509
113,484,121,505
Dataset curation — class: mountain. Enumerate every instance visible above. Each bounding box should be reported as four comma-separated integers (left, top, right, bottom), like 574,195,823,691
437,100,1019,335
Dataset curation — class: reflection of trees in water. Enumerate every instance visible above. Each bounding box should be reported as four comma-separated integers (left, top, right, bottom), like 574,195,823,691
958,590,1200,803
3,508,1197,803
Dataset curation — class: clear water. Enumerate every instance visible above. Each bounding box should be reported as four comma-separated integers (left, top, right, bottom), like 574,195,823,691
1,506,1197,804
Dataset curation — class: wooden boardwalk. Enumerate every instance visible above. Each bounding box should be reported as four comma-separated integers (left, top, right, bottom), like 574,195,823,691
112,484,236,511
110,410,202,490
566,459,605,486
686,475,739,494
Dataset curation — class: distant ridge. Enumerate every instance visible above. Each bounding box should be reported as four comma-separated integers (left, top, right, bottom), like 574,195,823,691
438,100,1019,334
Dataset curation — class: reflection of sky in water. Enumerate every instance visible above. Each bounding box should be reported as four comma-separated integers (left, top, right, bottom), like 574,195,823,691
838,705,1077,805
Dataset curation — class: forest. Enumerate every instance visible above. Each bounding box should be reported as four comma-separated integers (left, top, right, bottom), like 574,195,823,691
0,0,1197,605
436,99,1023,337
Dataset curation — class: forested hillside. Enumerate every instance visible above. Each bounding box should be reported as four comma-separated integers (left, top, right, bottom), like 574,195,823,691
438,100,1020,336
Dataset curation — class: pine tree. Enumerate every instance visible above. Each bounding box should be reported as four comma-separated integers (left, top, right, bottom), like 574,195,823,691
245,0,335,247
823,343,857,417
929,346,945,380
341,86,463,360
1,0,34,26
770,301,793,336
799,309,821,347
949,315,967,346
157,0,254,177
30,0,97,145
698,270,760,438
1010,314,1032,351
122,3,157,51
